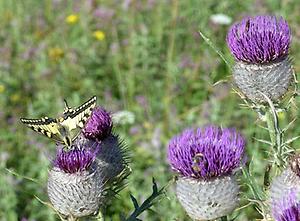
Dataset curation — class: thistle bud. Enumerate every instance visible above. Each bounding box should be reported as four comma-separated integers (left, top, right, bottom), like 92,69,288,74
227,15,294,103
167,126,246,220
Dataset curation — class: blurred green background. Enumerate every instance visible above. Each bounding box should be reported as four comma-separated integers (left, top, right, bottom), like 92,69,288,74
1,0,300,220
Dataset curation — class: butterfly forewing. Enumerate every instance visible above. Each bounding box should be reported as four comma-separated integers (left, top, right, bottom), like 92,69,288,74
20,117,61,140
62,96,96,130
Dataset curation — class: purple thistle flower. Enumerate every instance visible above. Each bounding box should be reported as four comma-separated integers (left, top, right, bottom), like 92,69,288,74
83,107,113,141
272,189,300,221
54,147,97,174
227,15,291,63
167,125,246,179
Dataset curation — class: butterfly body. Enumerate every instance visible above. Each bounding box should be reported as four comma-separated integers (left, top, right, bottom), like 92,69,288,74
20,96,96,148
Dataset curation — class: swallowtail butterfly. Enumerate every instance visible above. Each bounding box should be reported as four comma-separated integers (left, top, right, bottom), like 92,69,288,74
20,96,96,148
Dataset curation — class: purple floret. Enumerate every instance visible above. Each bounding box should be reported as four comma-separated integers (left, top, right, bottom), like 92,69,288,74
83,107,113,141
167,125,246,179
227,15,291,63
272,189,300,221
54,147,97,173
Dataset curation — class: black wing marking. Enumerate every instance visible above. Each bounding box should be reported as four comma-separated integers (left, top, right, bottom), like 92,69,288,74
62,96,97,130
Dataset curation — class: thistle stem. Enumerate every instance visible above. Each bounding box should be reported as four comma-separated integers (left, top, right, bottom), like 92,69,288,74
265,106,285,170
265,109,276,146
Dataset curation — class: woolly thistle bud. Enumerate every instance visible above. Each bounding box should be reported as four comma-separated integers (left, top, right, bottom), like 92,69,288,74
271,189,300,221
227,15,294,103
47,145,105,218
167,126,246,220
83,106,113,141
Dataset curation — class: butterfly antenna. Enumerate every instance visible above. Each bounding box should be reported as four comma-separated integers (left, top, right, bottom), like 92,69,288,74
63,99,70,113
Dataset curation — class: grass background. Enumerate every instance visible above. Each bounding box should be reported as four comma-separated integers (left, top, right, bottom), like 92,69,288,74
1,0,300,220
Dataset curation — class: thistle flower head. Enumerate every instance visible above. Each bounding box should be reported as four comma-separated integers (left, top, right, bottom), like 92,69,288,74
227,15,291,63
167,125,246,180
272,189,300,221
83,107,113,141
53,147,98,174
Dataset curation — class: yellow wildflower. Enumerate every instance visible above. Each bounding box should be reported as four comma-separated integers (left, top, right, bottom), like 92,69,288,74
10,94,20,102
48,47,64,61
0,84,5,93
93,30,105,41
66,14,79,24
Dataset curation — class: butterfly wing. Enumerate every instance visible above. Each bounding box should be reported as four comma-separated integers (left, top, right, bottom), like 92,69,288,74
20,117,64,144
61,96,97,131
